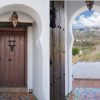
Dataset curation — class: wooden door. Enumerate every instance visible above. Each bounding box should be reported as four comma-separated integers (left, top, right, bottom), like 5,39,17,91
50,1,65,100
0,28,27,87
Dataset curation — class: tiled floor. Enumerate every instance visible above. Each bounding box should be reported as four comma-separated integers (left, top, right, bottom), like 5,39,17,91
66,79,100,100
0,92,35,100
73,79,100,88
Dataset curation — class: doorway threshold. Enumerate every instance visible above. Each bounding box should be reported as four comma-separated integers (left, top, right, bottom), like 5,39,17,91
0,88,27,92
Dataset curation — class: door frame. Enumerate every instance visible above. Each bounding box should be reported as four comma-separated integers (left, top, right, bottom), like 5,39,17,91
0,22,32,88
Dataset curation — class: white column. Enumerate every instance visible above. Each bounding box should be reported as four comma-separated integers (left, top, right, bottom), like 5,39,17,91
27,26,33,91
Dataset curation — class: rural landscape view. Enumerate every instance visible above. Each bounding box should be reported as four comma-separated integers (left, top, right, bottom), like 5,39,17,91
72,10,100,64
73,27,100,64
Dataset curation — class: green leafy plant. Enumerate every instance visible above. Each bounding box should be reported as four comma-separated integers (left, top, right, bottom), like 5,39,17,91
72,48,79,55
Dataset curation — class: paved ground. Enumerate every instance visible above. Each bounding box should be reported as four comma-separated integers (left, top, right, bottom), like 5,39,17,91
0,92,35,100
73,79,100,88
66,79,100,100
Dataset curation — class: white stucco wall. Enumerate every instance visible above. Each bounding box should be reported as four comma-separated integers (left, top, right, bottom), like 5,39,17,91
66,0,100,95
27,27,34,91
0,12,34,22
0,1,49,100
73,62,100,79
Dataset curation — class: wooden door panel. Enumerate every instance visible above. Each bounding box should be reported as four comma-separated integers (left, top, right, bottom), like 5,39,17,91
0,29,26,87
19,32,25,87
50,1,65,100
50,28,54,100
54,80,61,100
54,2,61,99
59,2,65,100
0,32,5,86
14,32,20,86
5,32,10,87
9,32,15,86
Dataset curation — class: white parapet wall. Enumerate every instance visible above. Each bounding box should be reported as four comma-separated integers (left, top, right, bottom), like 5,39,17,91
73,62,100,79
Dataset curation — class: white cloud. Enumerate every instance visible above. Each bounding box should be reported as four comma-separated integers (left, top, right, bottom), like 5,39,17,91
73,20,78,25
73,11,100,28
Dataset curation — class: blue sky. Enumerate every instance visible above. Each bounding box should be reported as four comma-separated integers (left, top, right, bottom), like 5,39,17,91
73,10,100,29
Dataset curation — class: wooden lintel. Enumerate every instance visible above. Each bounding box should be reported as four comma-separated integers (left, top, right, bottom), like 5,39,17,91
0,22,32,28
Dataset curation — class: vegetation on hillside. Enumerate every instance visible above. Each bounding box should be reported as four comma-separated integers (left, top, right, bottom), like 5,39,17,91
72,31,100,64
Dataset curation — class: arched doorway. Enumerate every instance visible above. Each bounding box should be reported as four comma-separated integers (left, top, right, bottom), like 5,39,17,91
0,4,44,99
67,4,100,94
72,10,100,78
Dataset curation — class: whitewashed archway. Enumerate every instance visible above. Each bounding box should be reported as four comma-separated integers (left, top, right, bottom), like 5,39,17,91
67,5,100,93
0,4,44,100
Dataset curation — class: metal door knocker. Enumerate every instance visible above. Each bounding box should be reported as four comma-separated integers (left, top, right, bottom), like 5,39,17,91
8,40,16,51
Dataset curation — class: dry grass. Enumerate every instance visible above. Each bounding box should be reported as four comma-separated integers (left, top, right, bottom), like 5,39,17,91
72,45,100,64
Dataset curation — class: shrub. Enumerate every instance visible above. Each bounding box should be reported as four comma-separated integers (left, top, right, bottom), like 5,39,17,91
72,48,79,55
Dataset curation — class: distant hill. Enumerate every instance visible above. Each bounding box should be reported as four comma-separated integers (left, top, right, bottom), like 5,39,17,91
73,27,100,33
73,27,100,42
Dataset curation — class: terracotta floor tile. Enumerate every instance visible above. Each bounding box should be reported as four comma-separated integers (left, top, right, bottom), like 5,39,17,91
73,79,100,88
